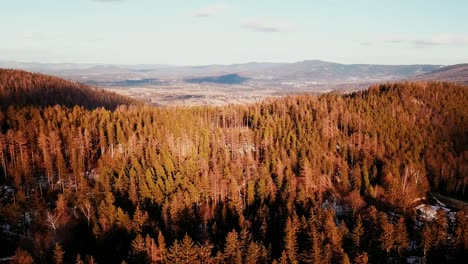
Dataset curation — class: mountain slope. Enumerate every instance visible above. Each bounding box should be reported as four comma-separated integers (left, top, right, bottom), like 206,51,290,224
0,69,137,110
415,64,468,84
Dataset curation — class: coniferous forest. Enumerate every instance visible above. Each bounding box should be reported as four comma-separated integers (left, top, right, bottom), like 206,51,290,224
0,70,467,263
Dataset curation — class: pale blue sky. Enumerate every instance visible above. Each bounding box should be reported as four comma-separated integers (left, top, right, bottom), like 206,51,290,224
1,0,467,65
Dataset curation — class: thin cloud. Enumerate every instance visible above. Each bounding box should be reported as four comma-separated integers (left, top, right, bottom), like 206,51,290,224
416,34,468,46
92,0,124,2
21,32,60,41
241,18,291,32
381,34,408,44
22,32,43,40
193,3,229,17
412,40,440,46
384,39,405,44
383,34,468,47
360,41,372,46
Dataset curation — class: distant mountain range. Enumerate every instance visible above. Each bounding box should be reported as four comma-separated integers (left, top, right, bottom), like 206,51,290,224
2,60,467,86
251,60,440,79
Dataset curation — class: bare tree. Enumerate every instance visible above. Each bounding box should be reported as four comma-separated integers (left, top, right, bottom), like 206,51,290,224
46,210,62,235
78,199,93,227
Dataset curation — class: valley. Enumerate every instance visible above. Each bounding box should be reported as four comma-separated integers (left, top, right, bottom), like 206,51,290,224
3,60,458,106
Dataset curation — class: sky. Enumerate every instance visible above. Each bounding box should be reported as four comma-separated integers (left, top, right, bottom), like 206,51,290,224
1,0,467,65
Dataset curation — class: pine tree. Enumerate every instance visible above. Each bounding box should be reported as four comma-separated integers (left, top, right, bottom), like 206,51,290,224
239,228,252,260
301,224,322,264
279,251,288,264
115,207,131,231
454,210,468,251
76,254,84,264
351,215,364,255
323,209,341,248
97,192,116,233
378,214,394,256
86,255,95,264
224,230,242,264
132,205,149,233
157,231,168,263
342,253,351,264
130,234,147,263
179,234,199,263
394,216,409,255
198,243,214,264
144,235,158,264
434,210,447,248
421,224,435,263
129,174,138,206
354,252,368,264
167,234,198,263
283,216,299,264
12,249,34,264
244,242,260,264
53,243,65,264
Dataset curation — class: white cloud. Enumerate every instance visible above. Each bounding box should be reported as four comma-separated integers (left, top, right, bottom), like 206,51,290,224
192,3,229,17
241,18,291,32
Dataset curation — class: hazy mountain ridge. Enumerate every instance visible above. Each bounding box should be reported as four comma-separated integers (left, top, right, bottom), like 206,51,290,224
246,60,443,81
0,60,445,85
185,73,250,85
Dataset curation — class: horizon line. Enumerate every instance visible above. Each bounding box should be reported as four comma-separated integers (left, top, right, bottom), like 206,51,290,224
0,59,462,68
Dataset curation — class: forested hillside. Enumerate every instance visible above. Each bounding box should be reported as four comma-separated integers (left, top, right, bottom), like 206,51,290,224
0,78,467,263
0,69,136,110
